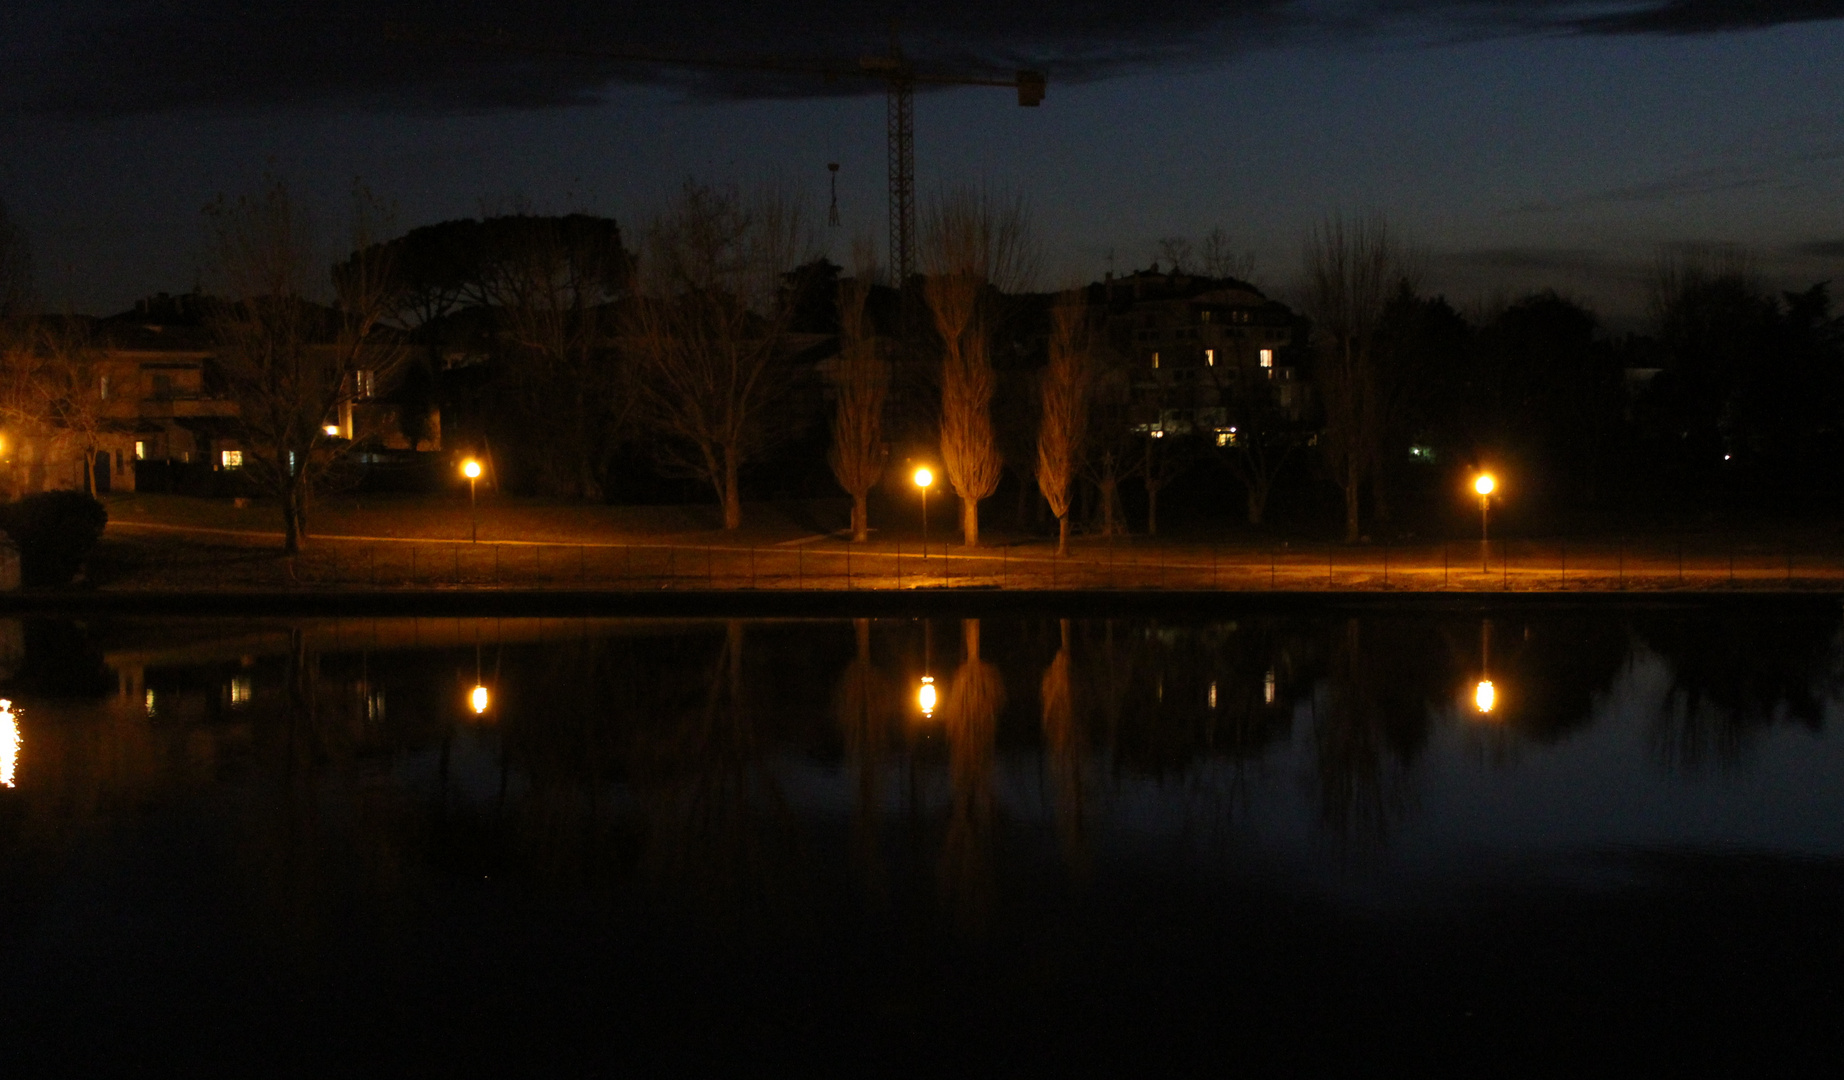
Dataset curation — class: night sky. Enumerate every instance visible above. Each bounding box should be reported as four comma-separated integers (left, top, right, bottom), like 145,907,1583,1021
5,1,1843,325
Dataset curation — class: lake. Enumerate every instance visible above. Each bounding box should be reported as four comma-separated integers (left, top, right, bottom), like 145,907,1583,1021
2,607,1842,1072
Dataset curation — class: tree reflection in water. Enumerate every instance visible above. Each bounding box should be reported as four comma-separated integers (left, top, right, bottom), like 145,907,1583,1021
1635,611,1844,772
939,619,1004,931
1039,618,1089,876
5,607,1843,944
834,617,899,899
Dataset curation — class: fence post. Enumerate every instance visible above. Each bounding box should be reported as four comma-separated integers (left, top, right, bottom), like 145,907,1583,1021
1328,545,1334,589
1382,544,1388,589
1502,542,1508,590
1618,540,1624,590
454,543,461,585
798,545,803,588
896,539,901,589
580,545,586,586
1443,542,1448,588
1270,548,1276,590
410,545,416,585
1559,539,1565,590
494,544,500,584
1001,544,1007,589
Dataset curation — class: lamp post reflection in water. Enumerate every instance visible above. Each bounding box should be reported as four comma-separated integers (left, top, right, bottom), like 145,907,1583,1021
1472,618,1497,717
0,698,17,787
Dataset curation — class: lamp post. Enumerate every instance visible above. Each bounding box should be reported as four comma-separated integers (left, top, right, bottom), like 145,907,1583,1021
913,466,933,578
1474,472,1496,574
462,459,483,544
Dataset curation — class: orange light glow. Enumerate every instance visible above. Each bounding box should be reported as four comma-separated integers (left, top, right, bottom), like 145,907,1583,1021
917,676,937,717
913,466,933,489
462,459,483,480
470,685,490,714
1474,679,1497,714
0,698,17,788
1474,473,1496,497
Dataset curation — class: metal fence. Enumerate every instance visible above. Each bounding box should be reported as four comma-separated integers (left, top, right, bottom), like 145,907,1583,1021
249,535,1844,591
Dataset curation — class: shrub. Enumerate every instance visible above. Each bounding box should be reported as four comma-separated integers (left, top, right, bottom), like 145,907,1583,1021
0,491,109,587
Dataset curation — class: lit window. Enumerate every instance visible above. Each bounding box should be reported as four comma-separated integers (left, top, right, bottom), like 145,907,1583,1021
145,688,157,717
221,450,242,469
229,677,252,706
1263,669,1276,705
1151,352,1159,369
356,370,376,399
1205,348,1215,366
99,375,110,399
134,441,146,461
1259,349,1273,369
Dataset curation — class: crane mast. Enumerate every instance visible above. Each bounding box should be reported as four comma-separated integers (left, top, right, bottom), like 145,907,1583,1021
387,25,1043,286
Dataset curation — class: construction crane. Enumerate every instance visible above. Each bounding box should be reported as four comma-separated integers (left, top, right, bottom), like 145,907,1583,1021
387,26,1045,284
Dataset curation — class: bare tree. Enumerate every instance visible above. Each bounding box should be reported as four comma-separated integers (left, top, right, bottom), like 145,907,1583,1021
0,318,110,496
630,180,813,530
922,185,1038,548
473,214,633,499
1156,236,1194,275
1199,225,1258,282
1036,296,1092,556
827,239,888,542
1209,359,1298,525
206,179,404,553
1300,212,1411,543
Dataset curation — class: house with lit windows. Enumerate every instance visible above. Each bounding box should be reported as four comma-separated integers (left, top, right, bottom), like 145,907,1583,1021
1087,267,1310,445
0,294,438,497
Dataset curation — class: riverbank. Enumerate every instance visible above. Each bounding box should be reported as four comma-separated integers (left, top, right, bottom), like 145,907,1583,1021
77,492,1844,596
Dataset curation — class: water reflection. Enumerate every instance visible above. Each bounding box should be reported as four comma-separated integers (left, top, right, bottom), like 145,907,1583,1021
6,609,1844,1069
1,609,1841,916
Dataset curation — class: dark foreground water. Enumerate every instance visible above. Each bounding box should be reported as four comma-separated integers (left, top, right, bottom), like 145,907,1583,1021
3,608,1844,1073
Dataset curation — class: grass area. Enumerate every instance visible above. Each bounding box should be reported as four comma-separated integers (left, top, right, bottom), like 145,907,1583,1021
78,491,1844,593
102,491,851,547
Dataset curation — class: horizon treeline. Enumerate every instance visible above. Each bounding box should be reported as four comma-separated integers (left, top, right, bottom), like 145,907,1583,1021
5,188,1843,545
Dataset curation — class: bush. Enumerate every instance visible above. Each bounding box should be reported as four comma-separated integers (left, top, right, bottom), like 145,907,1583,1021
0,491,109,587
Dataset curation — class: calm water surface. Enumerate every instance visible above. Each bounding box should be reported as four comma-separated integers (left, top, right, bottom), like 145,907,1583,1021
3,609,1843,1072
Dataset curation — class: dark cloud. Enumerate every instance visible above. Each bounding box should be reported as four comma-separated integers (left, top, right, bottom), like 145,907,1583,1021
1562,0,1844,35
12,1,1844,117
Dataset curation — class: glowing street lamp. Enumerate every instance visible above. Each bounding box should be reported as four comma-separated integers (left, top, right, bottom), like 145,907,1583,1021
462,458,483,544
470,684,490,715
0,698,17,788
1474,472,1496,573
913,466,934,572
917,675,937,718
1474,679,1497,715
